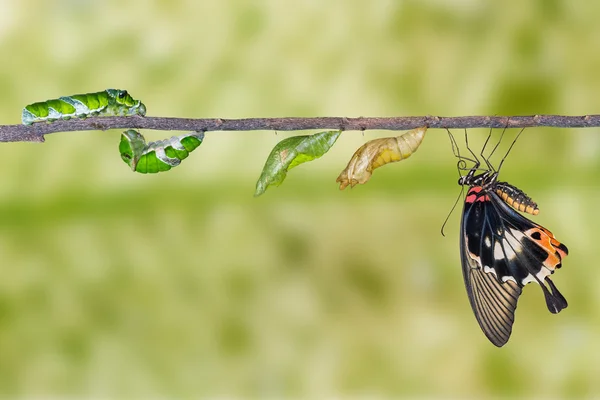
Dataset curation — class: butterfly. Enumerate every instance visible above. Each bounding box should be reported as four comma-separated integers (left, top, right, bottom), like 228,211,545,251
447,128,569,347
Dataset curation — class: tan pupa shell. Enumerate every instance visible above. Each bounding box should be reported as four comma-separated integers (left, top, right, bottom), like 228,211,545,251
336,126,427,189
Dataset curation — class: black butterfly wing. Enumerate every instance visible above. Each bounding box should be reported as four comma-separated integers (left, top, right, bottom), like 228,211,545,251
460,187,568,347
460,196,522,347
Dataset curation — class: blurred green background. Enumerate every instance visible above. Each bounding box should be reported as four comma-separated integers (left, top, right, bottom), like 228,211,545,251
0,0,598,397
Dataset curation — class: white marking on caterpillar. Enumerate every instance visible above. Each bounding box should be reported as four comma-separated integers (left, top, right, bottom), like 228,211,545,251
153,145,181,167
60,96,96,115
169,136,187,151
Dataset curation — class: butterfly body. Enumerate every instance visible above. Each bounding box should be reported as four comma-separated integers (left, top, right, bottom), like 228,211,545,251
459,168,568,346
495,181,539,215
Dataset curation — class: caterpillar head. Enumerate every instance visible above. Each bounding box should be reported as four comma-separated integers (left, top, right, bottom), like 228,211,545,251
106,89,146,116
119,129,147,169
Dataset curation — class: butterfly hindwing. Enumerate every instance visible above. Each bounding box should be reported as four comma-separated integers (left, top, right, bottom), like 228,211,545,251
489,193,568,313
460,248,522,347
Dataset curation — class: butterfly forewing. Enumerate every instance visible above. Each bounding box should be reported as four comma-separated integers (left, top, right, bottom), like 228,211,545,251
461,187,523,346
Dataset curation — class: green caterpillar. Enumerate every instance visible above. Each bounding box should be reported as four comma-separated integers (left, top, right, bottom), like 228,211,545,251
22,89,146,125
119,130,204,174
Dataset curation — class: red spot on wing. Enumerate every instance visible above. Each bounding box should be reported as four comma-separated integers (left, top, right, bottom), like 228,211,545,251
465,194,478,203
466,187,490,203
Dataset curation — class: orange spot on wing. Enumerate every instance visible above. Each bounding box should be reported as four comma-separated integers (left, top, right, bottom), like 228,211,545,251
525,227,568,271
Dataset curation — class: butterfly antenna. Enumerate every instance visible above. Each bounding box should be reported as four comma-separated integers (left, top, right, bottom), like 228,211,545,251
441,129,467,236
440,185,465,237
497,127,525,172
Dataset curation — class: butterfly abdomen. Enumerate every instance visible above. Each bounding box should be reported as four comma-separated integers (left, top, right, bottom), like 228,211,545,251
495,181,539,215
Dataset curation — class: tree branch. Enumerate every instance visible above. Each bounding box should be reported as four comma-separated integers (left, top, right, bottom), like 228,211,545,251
3,114,599,143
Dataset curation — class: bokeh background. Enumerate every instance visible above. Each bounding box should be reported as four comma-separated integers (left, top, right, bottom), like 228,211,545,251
0,0,597,397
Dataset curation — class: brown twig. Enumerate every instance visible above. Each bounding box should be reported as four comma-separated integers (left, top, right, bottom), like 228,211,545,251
3,114,599,143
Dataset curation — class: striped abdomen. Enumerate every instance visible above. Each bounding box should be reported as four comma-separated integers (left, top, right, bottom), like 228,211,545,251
495,181,539,215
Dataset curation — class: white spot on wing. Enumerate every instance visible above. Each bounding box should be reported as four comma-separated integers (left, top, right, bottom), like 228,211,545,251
466,236,500,282
508,229,525,241
494,228,524,261
520,267,552,286
483,265,498,278
536,267,552,282
521,274,536,285
494,242,506,260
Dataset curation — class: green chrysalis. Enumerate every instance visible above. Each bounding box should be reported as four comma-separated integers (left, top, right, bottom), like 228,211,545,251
22,89,146,125
119,129,205,174
254,130,341,196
